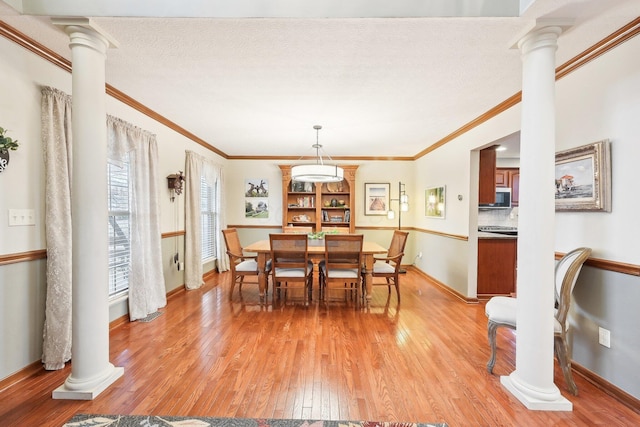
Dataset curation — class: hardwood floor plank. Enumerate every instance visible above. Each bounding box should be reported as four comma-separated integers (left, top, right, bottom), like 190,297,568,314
1,270,639,426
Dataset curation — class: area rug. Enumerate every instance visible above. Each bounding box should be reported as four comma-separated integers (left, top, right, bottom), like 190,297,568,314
63,414,447,427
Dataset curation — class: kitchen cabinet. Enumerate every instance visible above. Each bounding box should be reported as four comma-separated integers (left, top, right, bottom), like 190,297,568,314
478,147,497,204
496,168,519,207
477,237,517,296
495,169,509,187
279,165,358,233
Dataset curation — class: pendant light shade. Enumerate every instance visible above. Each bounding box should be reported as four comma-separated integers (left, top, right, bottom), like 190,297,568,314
291,125,344,183
290,164,344,183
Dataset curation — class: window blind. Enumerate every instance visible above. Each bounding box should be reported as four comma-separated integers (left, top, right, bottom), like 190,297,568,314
108,159,130,296
201,176,217,261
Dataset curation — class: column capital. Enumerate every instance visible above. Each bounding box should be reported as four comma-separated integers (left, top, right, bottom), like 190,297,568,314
52,17,119,51
510,18,573,52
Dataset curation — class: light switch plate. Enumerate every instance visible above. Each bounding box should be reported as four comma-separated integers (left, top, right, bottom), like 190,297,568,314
598,327,611,348
8,209,35,226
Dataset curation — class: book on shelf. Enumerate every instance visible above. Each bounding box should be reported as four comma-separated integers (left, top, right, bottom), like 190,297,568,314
296,196,314,207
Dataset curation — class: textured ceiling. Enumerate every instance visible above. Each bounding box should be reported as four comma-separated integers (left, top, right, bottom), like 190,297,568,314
1,0,638,159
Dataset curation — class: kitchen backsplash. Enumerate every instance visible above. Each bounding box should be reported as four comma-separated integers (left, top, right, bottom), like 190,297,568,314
478,207,519,228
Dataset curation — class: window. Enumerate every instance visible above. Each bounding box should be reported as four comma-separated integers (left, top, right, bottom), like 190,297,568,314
108,158,130,297
201,176,217,262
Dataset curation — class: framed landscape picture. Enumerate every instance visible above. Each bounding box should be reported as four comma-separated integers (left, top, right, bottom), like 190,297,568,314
555,139,611,212
364,183,390,215
245,198,269,218
425,186,446,219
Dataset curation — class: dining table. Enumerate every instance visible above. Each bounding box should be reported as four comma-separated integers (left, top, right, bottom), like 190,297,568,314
244,238,388,306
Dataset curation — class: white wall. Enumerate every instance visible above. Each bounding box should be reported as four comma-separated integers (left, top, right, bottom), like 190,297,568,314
0,35,70,255
0,34,224,380
412,32,640,398
2,16,639,399
0,36,69,380
412,103,522,295
554,36,640,262
554,35,640,397
225,159,417,254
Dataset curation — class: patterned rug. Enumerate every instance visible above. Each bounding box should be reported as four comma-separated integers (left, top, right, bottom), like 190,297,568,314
63,414,447,427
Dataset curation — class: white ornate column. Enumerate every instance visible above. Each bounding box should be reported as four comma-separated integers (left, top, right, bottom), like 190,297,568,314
51,18,123,400
500,19,573,411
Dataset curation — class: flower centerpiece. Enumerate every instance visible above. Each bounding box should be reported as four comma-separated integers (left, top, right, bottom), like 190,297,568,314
307,231,328,246
0,127,19,173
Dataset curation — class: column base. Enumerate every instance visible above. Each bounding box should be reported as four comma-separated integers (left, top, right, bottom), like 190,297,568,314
501,375,572,411
53,366,124,400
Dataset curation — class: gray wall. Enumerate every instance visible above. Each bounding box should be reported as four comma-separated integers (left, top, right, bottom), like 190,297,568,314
572,267,640,397
0,259,46,379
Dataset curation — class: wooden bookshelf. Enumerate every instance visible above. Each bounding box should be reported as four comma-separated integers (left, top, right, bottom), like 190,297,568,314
279,165,358,233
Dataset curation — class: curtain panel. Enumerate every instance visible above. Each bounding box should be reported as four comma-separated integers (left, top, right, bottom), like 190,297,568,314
184,151,227,290
41,86,73,370
40,87,168,370
107,116,167,321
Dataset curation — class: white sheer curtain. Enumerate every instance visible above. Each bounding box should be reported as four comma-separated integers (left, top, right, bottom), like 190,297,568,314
107,116,166,320
41,86,73,370
185,151,227,290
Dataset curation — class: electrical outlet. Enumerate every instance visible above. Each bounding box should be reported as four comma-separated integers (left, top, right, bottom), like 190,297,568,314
598,327,611,348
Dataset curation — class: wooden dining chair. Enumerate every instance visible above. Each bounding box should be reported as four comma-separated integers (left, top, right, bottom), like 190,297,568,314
320,234,363,307
365,230,409,302
222,228,267,300
269,233,314,306
485,247,592,395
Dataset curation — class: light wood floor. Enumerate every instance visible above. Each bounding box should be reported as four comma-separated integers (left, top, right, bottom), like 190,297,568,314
1,269,639,426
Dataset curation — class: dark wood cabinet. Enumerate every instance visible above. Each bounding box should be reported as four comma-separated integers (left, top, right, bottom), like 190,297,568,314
479,146,520,207
478,147,497,204
496,167,519,207
510,170,519,207
477,237,517,296
495,169,509,187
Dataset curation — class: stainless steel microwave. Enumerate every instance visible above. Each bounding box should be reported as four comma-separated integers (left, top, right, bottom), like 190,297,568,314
479,187,512,209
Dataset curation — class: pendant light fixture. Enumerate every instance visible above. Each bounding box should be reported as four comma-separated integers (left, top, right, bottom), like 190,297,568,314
291,125,344,183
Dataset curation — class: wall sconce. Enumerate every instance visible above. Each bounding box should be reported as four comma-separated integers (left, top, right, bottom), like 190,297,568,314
387,182,409,229
167,171,185,202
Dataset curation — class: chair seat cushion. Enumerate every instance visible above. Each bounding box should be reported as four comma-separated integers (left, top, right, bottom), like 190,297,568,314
236,260,258,272
485,296,517,326
274,262,312,277
372,261,396,274
486,297,564,332
321,266,360,278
